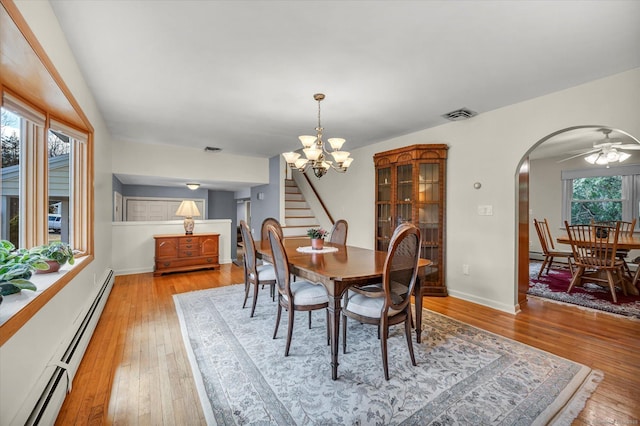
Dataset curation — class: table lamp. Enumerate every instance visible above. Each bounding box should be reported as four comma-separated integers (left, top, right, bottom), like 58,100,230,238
175,200,201,235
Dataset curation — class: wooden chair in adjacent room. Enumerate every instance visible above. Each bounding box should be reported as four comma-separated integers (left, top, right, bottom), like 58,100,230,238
266,225,329,357
564,221,626,303
341,223,421,380
239,220,276,317
329,219,348,245
533,218,574,279
591,219,636,279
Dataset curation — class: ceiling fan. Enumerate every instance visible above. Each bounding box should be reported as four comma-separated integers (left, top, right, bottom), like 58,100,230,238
559,128,640,165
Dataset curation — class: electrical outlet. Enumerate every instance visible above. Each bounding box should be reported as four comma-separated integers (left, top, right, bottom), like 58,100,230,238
462,264,470,275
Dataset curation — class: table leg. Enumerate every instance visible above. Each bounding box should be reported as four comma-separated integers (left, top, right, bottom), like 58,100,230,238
327,294,341,380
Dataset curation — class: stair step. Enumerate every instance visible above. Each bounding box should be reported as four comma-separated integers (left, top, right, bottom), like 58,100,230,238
285,193,305,201
286,200,309,209
285,216,317,226
285,209,313,217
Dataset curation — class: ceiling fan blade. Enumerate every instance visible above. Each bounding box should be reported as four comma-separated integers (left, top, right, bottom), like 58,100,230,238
618,144,640,150
557,148,600,163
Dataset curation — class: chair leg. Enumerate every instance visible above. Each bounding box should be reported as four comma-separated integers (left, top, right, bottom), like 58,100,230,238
546,256,555,275
308,311,312,329
605,270,618,303
380,322,390,381
567,266,584,293
242,281,250,309
404,314,417,367
285,307,295,357
342,313,347,354
250,281,260,318
538,257,550,278
325,309,330,346
273,302,282,339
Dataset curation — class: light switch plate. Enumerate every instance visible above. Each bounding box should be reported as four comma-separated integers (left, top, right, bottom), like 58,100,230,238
477,205,493,216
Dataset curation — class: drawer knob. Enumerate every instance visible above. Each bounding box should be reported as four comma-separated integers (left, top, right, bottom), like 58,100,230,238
163,262,171,267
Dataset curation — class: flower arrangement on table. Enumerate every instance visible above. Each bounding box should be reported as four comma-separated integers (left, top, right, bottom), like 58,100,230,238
307,228,328,240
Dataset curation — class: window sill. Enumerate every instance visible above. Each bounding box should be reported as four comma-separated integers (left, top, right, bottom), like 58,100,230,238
0,255,91,346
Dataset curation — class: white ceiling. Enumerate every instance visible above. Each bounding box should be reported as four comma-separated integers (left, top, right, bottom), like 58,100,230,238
49,0,640,188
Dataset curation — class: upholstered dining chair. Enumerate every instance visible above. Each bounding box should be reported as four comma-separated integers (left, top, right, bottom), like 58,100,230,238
533,218,574,278
564,220,626,303
267,225,329,356
329,219,348,245
341,223,421,380
261,217,283,242
239,220,276,317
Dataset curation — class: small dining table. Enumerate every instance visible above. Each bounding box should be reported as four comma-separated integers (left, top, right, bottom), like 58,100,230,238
256,237,432,380
556,233,640,295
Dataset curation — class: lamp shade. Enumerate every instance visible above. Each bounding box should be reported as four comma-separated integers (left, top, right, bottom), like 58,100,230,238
176,200,200,218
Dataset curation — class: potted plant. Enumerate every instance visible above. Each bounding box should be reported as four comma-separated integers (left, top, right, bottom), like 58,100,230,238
307,228,328,250
29,241,75,274
0,240,49,300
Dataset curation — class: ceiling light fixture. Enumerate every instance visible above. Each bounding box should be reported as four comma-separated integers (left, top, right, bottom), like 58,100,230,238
584,149,631,166
282,93,353,178
186,183,200,190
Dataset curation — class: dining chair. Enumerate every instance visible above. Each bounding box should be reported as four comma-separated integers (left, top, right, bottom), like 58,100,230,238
261,217,283,242
329,219,348,245
239,220,276,317
533,218,574,278
591,219,636,279
341,223,421,380
564,220,626,303
267,225,329,356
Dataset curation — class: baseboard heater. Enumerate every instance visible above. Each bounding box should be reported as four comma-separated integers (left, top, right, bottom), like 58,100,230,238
25,269,115,425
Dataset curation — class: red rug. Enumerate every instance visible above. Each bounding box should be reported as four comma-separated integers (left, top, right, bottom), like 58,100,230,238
528,262,640,319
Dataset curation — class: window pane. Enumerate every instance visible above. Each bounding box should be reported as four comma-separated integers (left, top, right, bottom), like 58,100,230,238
571,176,623,224
1,108,22,246
48,130,71,244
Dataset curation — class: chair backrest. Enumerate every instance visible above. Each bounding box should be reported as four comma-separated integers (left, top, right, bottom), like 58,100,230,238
383,223,421,312
591,219,636,237
239,220,257,274
564,220,620,267
261,217,283,242
533,218,556,253
329,219,348,245
266,224,292,299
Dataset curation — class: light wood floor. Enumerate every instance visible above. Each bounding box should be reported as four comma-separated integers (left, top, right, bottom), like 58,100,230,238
56,264,640,425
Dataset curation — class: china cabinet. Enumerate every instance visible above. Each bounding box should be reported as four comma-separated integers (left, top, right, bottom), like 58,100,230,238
374,144,448,296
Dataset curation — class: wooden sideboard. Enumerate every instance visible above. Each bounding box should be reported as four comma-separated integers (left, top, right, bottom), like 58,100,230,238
153,233,220,276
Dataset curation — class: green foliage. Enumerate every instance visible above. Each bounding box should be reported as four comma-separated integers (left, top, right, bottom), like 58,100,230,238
571,176,623,224
307,228,328,240
29,241,75,265
0,240,49,295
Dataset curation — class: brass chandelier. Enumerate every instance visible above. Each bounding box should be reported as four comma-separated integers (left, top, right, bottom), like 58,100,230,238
282,93,353,178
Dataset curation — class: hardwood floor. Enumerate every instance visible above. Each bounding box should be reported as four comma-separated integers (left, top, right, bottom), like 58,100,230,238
56,263,640,424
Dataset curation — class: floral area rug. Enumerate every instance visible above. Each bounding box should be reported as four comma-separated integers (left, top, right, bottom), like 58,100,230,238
528,262,640,319
174,284,601,425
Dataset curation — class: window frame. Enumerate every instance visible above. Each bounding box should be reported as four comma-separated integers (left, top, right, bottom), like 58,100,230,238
562,164,640,229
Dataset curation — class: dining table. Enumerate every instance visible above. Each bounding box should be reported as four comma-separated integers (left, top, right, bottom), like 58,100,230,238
556,233,640,295
256,237,432,380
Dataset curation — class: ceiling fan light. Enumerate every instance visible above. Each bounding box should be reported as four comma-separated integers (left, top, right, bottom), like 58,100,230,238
619,152,631,162
584,153,599,164
596,156,609,165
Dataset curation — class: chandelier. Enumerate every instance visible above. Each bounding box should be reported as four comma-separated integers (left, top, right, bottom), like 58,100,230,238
282,93,353,178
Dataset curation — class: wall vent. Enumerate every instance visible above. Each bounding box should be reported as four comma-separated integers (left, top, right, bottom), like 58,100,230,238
204,146,222,152
442,108,478,121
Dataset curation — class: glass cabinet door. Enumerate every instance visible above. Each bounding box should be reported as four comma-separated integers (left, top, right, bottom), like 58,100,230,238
418,163,440,283
395,164,413,225
376,166,392,251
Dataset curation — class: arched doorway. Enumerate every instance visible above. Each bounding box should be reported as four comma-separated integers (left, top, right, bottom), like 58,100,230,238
516,126,640,304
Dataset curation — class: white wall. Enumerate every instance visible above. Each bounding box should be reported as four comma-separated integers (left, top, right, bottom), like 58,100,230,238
112,219,233,275
1,1,115,425
308,68,640,313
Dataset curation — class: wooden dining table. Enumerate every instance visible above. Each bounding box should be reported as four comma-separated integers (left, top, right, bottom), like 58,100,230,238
256,237,432,380
556,233,640,295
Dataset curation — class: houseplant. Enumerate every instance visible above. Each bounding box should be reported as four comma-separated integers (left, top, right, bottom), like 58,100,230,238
29,241,75,274
307,228,328,250
0,240,49,298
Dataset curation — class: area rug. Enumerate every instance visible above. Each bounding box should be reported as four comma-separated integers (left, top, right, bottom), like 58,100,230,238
174,284,602,425
528,262,640,319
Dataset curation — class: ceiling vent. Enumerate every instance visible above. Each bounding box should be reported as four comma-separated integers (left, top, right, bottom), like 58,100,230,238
204,146,222,152
442,108,478,121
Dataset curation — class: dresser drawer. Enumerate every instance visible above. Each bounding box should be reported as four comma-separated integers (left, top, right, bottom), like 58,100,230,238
179,237,200,248
179,248,200,258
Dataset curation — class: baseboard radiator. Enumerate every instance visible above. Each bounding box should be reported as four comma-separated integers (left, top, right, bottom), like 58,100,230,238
25,269,115,425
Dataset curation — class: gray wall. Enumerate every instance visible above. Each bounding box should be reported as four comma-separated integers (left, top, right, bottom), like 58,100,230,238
249,155,281,240
209,190,238,258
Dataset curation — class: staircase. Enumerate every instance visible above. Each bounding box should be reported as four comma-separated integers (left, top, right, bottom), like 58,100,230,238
283,179,319,237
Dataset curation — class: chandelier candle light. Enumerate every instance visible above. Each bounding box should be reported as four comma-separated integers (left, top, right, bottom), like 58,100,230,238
283,93,353,178
175,200,201,235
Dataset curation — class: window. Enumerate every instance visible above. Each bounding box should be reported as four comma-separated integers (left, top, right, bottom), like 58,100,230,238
562,165,640,228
